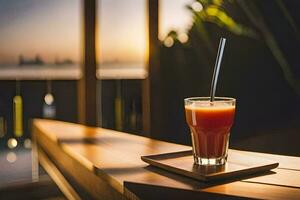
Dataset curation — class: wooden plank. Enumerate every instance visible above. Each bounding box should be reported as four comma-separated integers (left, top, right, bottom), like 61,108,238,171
203,181,300,200
124,182,244,200
125,180,300,200
144,0,164,137
141,0,160,135
242,168,300,188
38,148,81,200
233,149,300,170
33,119,300,199
78,0,97,126
33,120,125,200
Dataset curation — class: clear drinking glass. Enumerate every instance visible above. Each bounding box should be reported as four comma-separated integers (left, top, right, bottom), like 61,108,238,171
184,97,236,165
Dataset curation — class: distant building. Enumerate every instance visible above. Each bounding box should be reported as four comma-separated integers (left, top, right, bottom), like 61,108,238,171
54,57,74,65
19,54,45,66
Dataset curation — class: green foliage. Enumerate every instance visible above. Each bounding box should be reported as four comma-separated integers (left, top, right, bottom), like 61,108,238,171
187,0,258,38
162,0,300,95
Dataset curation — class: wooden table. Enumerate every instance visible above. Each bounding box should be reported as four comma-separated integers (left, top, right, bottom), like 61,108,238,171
33,119,300,200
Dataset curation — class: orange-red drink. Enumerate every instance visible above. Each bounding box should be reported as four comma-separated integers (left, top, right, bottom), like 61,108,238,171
184,97,236,165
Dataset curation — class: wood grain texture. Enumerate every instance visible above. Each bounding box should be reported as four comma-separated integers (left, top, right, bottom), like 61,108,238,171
38,148,81,200
141,150,279,181
33,119,300,200
125,181,300,200
78,0,97,126
34,120,125,200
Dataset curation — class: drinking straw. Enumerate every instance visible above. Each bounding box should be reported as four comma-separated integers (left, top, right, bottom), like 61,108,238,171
210,37,226,102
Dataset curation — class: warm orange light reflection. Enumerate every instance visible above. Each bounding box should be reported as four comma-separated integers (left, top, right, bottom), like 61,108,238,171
0,0,192,68
0,1,80,64
97,0,147,67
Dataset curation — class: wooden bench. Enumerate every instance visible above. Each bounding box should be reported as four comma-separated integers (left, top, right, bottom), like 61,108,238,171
33,119,300,199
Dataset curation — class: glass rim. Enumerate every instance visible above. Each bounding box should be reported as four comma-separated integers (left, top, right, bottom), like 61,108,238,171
184,97,236,103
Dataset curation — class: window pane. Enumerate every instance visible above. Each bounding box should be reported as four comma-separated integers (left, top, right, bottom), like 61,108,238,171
97,0,147,72
0,0,81,79
97,0,147,133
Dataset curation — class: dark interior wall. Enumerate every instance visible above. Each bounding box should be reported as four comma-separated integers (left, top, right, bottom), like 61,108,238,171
100,80,143,134
0,80,78,139
155,1,300,151
158,35,300,144
0,79,143,143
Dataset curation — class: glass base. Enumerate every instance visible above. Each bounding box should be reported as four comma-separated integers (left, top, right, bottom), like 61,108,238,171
193,155,227,166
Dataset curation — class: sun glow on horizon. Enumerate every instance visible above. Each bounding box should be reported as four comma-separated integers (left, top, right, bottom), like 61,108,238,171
0,0,81,65
0,0,192,67
97,0,147,67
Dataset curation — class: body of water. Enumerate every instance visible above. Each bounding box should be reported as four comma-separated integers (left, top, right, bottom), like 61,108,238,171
0,63,147,80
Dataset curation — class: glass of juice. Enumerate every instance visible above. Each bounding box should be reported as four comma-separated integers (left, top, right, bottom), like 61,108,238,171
184,97,236,165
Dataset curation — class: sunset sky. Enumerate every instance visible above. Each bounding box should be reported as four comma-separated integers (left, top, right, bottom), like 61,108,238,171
0,0,192,66
0,0,81,64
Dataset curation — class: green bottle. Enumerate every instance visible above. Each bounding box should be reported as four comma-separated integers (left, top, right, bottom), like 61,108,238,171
14,80,23,138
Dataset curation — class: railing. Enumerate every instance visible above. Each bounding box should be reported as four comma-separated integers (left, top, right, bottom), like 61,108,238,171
0,66,147,150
